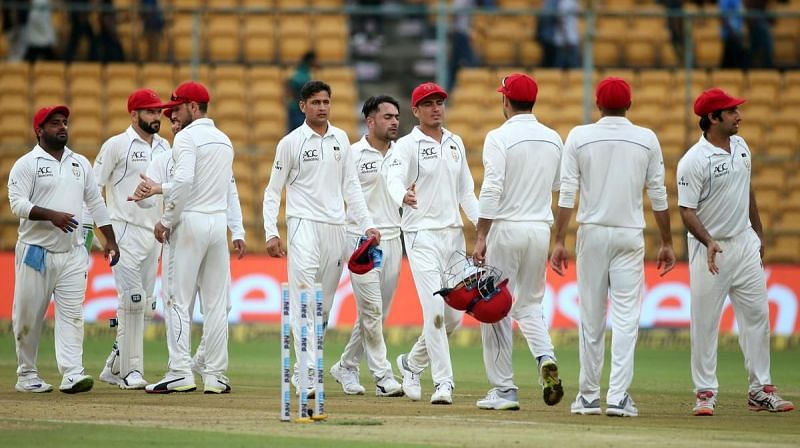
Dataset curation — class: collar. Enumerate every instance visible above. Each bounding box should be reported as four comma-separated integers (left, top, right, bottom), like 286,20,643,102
696,134,736,156
596,116,632,125
182,117,215,131
505,113,538,124
410,125,452,143
32,144,73,162
125,125,165,149
358,135,393,154
299,121,336,139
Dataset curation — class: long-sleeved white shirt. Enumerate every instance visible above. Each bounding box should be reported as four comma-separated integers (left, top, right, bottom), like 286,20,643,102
384,126,479,232
263,121,374,241
677,134,752,240
8,145,111,252
94,126,170,229
479,114,562,223
161,118,233,228
345,136,401,240
141,149,245,241
558,116,668,228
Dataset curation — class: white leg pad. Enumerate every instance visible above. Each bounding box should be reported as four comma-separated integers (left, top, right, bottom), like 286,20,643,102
119,288,146,378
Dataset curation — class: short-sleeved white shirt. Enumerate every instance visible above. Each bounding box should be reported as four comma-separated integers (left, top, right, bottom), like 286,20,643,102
677,134,752,240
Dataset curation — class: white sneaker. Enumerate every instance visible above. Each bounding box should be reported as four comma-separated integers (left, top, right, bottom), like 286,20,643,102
120,371,148,390
430,382,453,405
59,374,94,394
375,375,403,397
203,375,232,394
145,376,196,394
748,385,795,413
330,361,366,395
291,369,316,398
606,394,638,417
570,395,602,415
476,388,520,410
15,376,53,393
693,390,717,416
99,364,122,386
396,354,421,401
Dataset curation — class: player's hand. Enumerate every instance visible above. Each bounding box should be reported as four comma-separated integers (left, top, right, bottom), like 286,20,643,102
472,237,487,265
154,221,171,244
365,228,381,245
128,173,161,201
549,242,569,276
104,240,120,267
266,236,286,258
49,211,78,233
706,240,722,275
403,183,417,209
656,243,676,277
233,239,246,259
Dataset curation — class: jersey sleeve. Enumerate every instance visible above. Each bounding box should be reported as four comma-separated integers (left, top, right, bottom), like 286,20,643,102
161,132,196,228
676,153,704,209
263,136,293,241
7,157,35,219
478,131,505,220
558,128,580,209
645,132,668,212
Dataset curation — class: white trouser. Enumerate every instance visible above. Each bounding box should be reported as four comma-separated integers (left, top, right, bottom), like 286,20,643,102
109,220,160,378
287,218,346,371
163,211,230,378
481,221,555,390
403,227,465,387
13,242,89,380
576,224,644,405
340,234,402,380
689,228,771,394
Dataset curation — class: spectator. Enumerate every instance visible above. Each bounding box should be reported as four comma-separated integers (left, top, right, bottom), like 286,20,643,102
744,0,773,68
447,0,479,91
64,0,98,62
24,0,56,63
140,0,165,61
719,0,749,69
660,0,688,65
285,51,317,132
97,0,125,62
536,0,558,68
554,0,581,69
2,0,29,61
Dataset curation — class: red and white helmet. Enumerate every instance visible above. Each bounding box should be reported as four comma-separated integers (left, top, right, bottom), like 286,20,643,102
434,253,513,324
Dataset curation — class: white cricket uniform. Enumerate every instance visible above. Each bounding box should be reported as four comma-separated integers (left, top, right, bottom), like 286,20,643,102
559,116,668,405
384,126,479,387
8,145,111,381
263,122,374,372
94,126,170,378
339,136,402,380
477,114,562,390
677,134,770,394
141,148,245,371
159,118,233,380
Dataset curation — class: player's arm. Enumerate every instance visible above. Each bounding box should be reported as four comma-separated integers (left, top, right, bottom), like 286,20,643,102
83,159,119,266
227,176,246,259
473,133,504,263
133,155,167,208
645,134,675,276
93,138,118,192
456,138,479,227
161,132,196,229
341,140,378,241
263,137,292,257
749,187,764,260
550,130,579,276
384,142,414,209
677,156,721,274
7,158,78,232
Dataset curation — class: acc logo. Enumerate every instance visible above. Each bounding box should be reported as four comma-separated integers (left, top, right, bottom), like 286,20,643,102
302,149,320,162
678,176,689,187
37,166,53,177
131,294,142,303
713,162,729,178
360,161,378,174
421,147,437,160
131,151,148,162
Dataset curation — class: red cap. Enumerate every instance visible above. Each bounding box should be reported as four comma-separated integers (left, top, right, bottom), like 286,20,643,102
32,105,70,134
411,82,447,107
497,73,538,102
693,87,746,117
348,236,378,275
164,108,173,120
162,81,211,108
596,77,632,109
127,88,163,113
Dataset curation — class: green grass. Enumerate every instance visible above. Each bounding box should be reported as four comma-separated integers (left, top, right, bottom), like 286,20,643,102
0,325,798,447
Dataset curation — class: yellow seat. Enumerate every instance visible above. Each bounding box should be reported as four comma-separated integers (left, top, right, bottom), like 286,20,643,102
314,39,347,64
207,13,241,62
243,15,276,63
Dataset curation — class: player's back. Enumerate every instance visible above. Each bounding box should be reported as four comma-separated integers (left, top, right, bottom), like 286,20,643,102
177,118,233,214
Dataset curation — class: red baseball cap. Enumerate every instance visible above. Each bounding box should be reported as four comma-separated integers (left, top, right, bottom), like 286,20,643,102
162,81,211,108
127,88,163,113
596,77,632,109
164,108,173,120
693,87,746,117
348,236,378,275
32,105,70,134
411,82,447,107
497,73,538,102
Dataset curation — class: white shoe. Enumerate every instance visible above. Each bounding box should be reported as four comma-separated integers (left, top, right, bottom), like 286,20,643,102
430,382,453,405
330,361,365,395
99,364,122,386
396,354,421,401
606,394,638,417
570,395,602,415
291,369,316,398
476,388,520,410
120,371,148,390
59,374,94,394
145,376,196,394
375,375,403,397
203,375,231,394
15,376,53,393
693,390,717,416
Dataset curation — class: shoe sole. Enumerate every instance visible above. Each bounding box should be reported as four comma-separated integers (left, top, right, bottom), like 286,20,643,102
204,387,231,394
477,402,520,411
748,404,795,412
60,377,94,394
376,389,405,397
693,408,714,416
15,385,53,393
571,409,602,415
119,381,148,390
99,374,122,386
145,385,197,394
541,362,564,406
606,409,637,417
431,399,453,405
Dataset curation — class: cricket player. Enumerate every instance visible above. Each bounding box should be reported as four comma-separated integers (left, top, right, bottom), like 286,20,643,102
145,81,234,394
678,88,794,416
9,105,120,394
94,89,170,390
550,77,676,417
329,95,403,397
263,80,379,396
471,73,564,410
386,82,479,405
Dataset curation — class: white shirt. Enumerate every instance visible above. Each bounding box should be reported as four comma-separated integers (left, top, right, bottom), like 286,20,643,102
677,134,752,240
479,114,562,223
346,136,401,240
142,149,245,241
384,126,479,232
263,122,374,241
94,126,170,229
8,145,111,253
162,118,234,228
559,116,668,228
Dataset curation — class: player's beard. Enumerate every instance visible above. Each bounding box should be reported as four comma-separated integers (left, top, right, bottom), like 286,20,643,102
138,116,161,134
41,130,68,149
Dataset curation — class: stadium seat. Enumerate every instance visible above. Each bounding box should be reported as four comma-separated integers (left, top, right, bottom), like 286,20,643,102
207,13,241,62
710,70,745,94
243,15,277,63
176,64,212,85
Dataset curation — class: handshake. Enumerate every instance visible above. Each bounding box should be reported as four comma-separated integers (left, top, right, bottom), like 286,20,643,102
127,173,161,202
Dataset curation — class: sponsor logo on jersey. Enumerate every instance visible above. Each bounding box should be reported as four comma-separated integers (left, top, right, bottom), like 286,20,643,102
678,176,689,187
360,161,378,174
72,162,81,179
713,162,730,178
302,148,320,162
131,151,148,162
37,166,53,178
274,160,283,171
421,147,437,160
131,294,142,303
